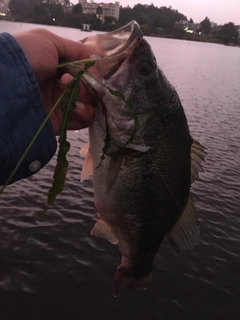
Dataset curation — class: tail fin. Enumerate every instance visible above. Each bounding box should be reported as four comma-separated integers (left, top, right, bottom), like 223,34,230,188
113,270,153,297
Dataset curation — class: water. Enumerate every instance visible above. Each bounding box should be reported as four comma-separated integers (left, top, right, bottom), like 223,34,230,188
0,21,240,320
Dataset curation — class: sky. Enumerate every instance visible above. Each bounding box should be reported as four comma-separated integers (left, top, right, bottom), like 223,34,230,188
72,0,240,25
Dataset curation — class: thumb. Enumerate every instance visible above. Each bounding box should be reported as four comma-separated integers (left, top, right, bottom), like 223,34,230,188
56,36,102,62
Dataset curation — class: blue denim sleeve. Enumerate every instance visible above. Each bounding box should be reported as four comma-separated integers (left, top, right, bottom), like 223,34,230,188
0,33,57,186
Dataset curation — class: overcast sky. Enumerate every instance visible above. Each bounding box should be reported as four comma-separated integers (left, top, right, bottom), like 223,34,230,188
72,0,240,25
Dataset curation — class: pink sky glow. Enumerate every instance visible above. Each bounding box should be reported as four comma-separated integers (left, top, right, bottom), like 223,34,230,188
72,0,240,25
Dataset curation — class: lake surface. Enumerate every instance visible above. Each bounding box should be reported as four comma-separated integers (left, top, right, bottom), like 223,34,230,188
0,21,240,320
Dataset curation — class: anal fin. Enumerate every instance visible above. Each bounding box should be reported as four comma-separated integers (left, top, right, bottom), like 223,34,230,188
91,217,119,245
168,195,199,253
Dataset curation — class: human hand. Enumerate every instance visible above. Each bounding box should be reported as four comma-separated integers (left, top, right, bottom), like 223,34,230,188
14,29,100,135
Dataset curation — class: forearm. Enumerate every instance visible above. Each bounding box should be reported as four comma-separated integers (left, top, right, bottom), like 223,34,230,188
0,33,57,186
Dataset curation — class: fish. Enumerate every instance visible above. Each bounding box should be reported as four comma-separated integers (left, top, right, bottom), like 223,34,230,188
77,21,206,296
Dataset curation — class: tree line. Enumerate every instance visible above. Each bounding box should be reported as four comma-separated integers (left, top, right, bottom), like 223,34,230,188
6,0,240,44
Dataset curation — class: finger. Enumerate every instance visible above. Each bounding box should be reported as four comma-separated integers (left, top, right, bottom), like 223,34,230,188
59,73,74,91
60,73,73,85
56,37,104,61
59,72,96,106
70,102,95,130
77,81,96,105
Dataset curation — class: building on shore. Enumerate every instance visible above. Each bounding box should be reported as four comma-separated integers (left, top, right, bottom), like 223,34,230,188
175,20,219,34
237,26,240,39
78,0,120,22
81,23,92,31
174,20,199,33
0,0,9,16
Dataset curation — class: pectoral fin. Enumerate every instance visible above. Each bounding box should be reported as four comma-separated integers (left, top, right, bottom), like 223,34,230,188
191,140,206,183
80,143,93,182
91,217,119,245
168,195,199,253
80,143,90,157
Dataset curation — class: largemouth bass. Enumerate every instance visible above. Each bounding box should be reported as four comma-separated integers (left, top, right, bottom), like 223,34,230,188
78,21,206,296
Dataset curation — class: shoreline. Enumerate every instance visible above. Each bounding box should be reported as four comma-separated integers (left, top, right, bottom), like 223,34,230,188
1,18,239,47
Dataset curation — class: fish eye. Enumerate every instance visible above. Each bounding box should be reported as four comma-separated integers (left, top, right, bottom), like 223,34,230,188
139,61,153,76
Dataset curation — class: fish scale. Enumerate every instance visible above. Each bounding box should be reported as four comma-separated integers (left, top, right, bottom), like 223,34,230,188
75,21,206,296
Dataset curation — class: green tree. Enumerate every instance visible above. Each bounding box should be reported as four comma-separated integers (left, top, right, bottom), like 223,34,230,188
30,3,65,25
72,3,82,15
119,6,133,25
96,6,103,15
219,22,239,44
189,17,193,23
33,4,47,16
158,13,171,29
102,16,118,31
85,14,102,30
48,3,64,20
200,16,211,34
119,4,186,35
9,0,43,20
9,0,27,19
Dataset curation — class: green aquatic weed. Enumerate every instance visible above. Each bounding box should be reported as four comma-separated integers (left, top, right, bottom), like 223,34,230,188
0,89,67,196
84,71,140,156
48,60,96,204
0,60,95,200
0,59,140,203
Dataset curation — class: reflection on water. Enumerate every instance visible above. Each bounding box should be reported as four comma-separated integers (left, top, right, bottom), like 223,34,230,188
0,21,240,320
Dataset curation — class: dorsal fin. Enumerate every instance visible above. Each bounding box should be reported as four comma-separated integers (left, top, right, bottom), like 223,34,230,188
191,140,206,183
168,195,199,253
91,217,119,245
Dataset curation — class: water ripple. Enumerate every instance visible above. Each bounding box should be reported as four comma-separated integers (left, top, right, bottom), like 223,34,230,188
0,26,240,320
